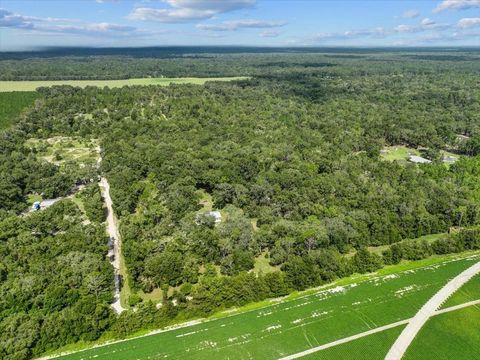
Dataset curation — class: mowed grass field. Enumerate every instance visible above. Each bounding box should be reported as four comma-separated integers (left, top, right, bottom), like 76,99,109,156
53,254,480,360
0,77,248,92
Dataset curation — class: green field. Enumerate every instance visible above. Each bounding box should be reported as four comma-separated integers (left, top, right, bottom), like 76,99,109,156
301,326,405,360
0,77,248,92
404,306,480,360
53,254,479,360
0,91,38,129
442,273,480,308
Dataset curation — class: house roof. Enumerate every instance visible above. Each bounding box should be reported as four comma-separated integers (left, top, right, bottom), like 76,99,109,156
409,155,431,164
209,211,222,219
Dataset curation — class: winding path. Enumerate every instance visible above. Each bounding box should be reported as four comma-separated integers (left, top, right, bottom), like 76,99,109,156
385,260,480,360
100,177,126,314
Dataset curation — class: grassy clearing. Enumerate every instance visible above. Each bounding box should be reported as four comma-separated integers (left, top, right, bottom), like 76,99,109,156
441,273,480,309
197,189,213,212
0,91,38,129
381,146,419,162
367,233,447,255
253,252,280,274
54,253,479,360
25,136,100,167
0,77,248,92
26,194,43,206
404,305,480,360
301,325,405,360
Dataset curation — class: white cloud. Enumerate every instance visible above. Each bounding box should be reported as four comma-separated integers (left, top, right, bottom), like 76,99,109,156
458,17,480,27
0,8,165,38
128,0,255,23
128,7,215,22
433,0,480,13
401,10,420,18
394,24,418,33
310,27,388,42
165,0,255,12
394,18,450,33
259,30,280,37
197,19,286,31
421,18,435,26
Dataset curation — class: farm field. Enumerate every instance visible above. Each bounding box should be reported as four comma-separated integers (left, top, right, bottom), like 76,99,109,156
442,273,480,308
0,77,247,92
300,326,405,360
0,91,38,129
53,254,479,360
404,305,480,360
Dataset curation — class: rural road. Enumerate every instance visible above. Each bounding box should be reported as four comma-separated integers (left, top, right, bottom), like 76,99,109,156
278,298,480,360
100,176,126,314
385,260,480,360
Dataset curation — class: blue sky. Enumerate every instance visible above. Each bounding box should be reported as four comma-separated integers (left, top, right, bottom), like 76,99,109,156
0,0,479,50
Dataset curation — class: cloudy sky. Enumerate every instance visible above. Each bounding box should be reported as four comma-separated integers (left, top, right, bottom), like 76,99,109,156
0,0,479,50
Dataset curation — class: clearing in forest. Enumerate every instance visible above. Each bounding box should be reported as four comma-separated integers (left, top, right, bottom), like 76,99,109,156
25,136,100,167
0,77,248,92
52,253,479,360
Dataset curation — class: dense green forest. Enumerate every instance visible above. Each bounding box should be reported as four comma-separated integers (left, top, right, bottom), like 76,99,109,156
1,49,480,359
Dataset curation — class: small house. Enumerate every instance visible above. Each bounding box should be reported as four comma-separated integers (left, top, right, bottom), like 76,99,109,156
443,155,458,164
208,211,222,223
408,155,431,164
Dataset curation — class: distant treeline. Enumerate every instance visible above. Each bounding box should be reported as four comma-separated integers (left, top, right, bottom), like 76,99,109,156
0,48,479,80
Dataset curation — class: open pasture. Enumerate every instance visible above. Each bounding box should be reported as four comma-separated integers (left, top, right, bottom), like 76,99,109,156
54,254,479,360
0,77,247,92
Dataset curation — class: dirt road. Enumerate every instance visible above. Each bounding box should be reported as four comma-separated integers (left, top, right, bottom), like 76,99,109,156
100,177,126,314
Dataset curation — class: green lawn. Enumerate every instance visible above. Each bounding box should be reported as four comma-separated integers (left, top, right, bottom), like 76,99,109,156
381,146,419,162
253,252,280,274
0,91,38,129
404,305,480,360
54,254,479,360
0,77,248,92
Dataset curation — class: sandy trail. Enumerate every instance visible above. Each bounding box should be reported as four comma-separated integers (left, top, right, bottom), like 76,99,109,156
100,176,126,314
